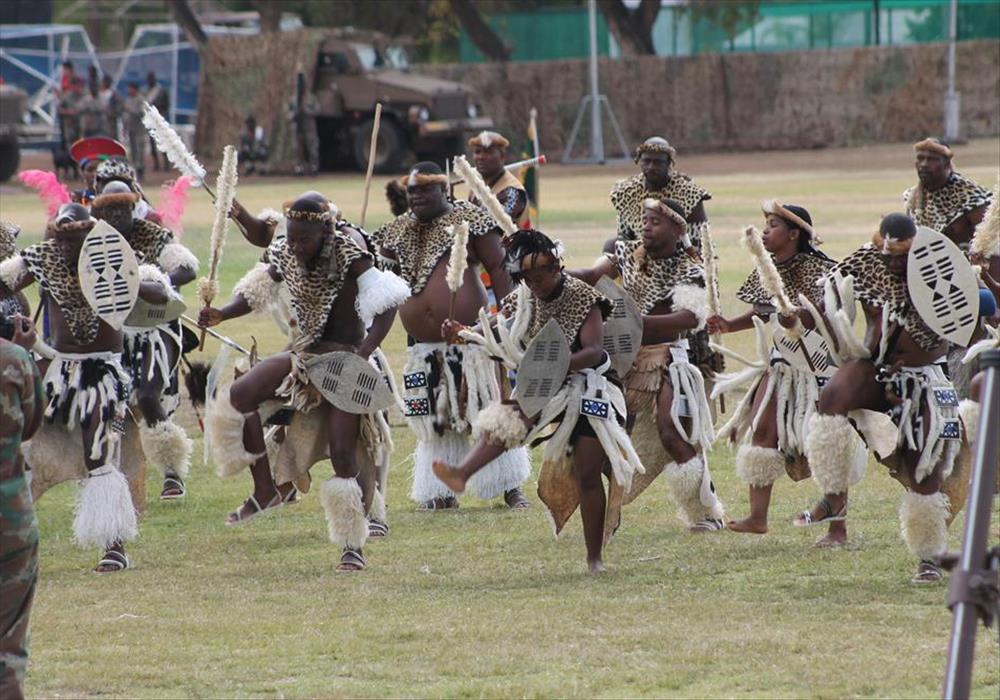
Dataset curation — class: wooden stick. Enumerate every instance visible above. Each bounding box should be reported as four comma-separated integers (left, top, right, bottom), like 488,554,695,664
359,103,383,229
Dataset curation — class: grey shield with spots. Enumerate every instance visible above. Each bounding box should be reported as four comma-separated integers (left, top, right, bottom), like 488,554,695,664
305,351,395,414
125,293,186,328
78,220,139,330
515,318,570,418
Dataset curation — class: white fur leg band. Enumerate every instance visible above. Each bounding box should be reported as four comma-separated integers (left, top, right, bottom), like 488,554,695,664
356,266,411,327
958,399,980,447
205,384,263,477
472,402,528,450
73,465,138,549
321,476,368,550
232,263,280,314
899,491,950,559
139,420,193,479
664,455,725,526
805,414,861,496
735,445,786,487
369,486,387,524
0,254,28,289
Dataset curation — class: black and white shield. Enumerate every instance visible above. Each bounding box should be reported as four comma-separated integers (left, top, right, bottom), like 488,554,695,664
772,325,835,378
516,319,570,418
78,221,140,330
596,276,642,377
125,293,187,328
305,351,394,414
907,226,978,347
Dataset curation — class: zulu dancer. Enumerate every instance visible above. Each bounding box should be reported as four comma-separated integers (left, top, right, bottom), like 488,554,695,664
227,191,399,536
373,162,532,511
69,136,128,207
607,136,710,253
434,230,642,573
91,182,198,500
570,198,725,533
706,201,841,534
467,130,529,227
200,196,410,570
797,213,978,582
94,159,161,223
0,204,168,572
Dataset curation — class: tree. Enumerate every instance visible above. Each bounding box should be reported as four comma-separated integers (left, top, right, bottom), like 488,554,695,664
597,0,661,56
685,0,761,51
253,0,283,33
449,0,512,62
168,0,207,53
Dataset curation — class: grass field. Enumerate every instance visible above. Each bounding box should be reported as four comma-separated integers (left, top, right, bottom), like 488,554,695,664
3,139,999,698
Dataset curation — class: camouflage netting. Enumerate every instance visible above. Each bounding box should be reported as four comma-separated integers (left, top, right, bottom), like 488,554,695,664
195,29,327,173
419,40,999,155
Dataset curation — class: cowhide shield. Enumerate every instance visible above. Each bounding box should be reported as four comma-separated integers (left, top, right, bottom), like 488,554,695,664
125,293,186,327
596,276,643,378
772,325,836,378
515,318,570,418
78,220,140,330
907,226,978,347
305,351,394,414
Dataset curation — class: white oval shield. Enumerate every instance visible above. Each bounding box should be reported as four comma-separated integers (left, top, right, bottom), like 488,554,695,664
78,220,140,330
125,293,187,328
907,226,978,347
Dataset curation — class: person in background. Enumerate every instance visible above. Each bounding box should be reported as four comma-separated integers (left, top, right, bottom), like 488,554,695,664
143,72,169,171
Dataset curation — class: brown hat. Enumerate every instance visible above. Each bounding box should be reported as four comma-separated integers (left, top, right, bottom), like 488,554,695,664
467,130,510,149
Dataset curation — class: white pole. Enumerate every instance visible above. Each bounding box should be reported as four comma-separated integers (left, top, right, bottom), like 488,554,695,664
944,0,959,140
588,0,605,163
171,24,180,125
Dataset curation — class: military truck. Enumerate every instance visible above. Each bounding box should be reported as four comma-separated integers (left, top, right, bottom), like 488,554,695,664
312,34,493,172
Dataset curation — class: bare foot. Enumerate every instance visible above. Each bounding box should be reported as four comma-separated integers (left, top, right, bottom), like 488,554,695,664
431,460,467,494
814,529,848,548
588,559,607,575
728,516,768,534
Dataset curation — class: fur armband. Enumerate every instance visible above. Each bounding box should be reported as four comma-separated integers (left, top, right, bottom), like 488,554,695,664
158,242,199,275
138,263,172,291
232,263,280,313
0,255,27,290
356,266,411,327
672,283,709,330
473,402,528,449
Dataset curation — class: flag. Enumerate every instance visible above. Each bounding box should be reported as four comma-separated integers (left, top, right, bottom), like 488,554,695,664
517,107,540,228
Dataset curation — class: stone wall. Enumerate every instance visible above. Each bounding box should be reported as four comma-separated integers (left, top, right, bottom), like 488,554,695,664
419,40,1000,156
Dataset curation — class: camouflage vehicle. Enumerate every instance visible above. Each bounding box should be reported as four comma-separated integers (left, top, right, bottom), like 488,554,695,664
311,34,493,172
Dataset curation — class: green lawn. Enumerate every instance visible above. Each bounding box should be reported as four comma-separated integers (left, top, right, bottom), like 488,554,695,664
3,139,999,698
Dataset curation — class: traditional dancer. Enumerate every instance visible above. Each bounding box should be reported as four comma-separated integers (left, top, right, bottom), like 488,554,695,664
467,130,529,227
200,196,410,570
227,191,400,536
797,213,977,582
706,202,841,534
373,162,532,511
608,136,711,252
68,136,127,206
91,181,197,500
1,203,167,572
434,229,642,573
570,197,724,533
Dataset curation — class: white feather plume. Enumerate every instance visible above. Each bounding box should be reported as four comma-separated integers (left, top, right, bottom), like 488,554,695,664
142,102,207,185
446,221,469,294
969,172,999,260
453,155,516,235
198,145,239,307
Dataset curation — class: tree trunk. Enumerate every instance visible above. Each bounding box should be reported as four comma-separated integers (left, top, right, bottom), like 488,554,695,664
168,0,208,53
597,0,658,56
449,0,512,62
255,1,283,33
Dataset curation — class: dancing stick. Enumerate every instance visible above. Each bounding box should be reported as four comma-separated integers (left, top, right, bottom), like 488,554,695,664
142,102,213,198
359,103,383,229
453,155,517,235
180,315,250,355
448,154,547,187
197,145,239,350
446,221,470,326
702,223,725,413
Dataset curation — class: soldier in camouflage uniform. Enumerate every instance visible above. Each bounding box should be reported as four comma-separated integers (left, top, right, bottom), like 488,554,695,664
0,325,45,700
